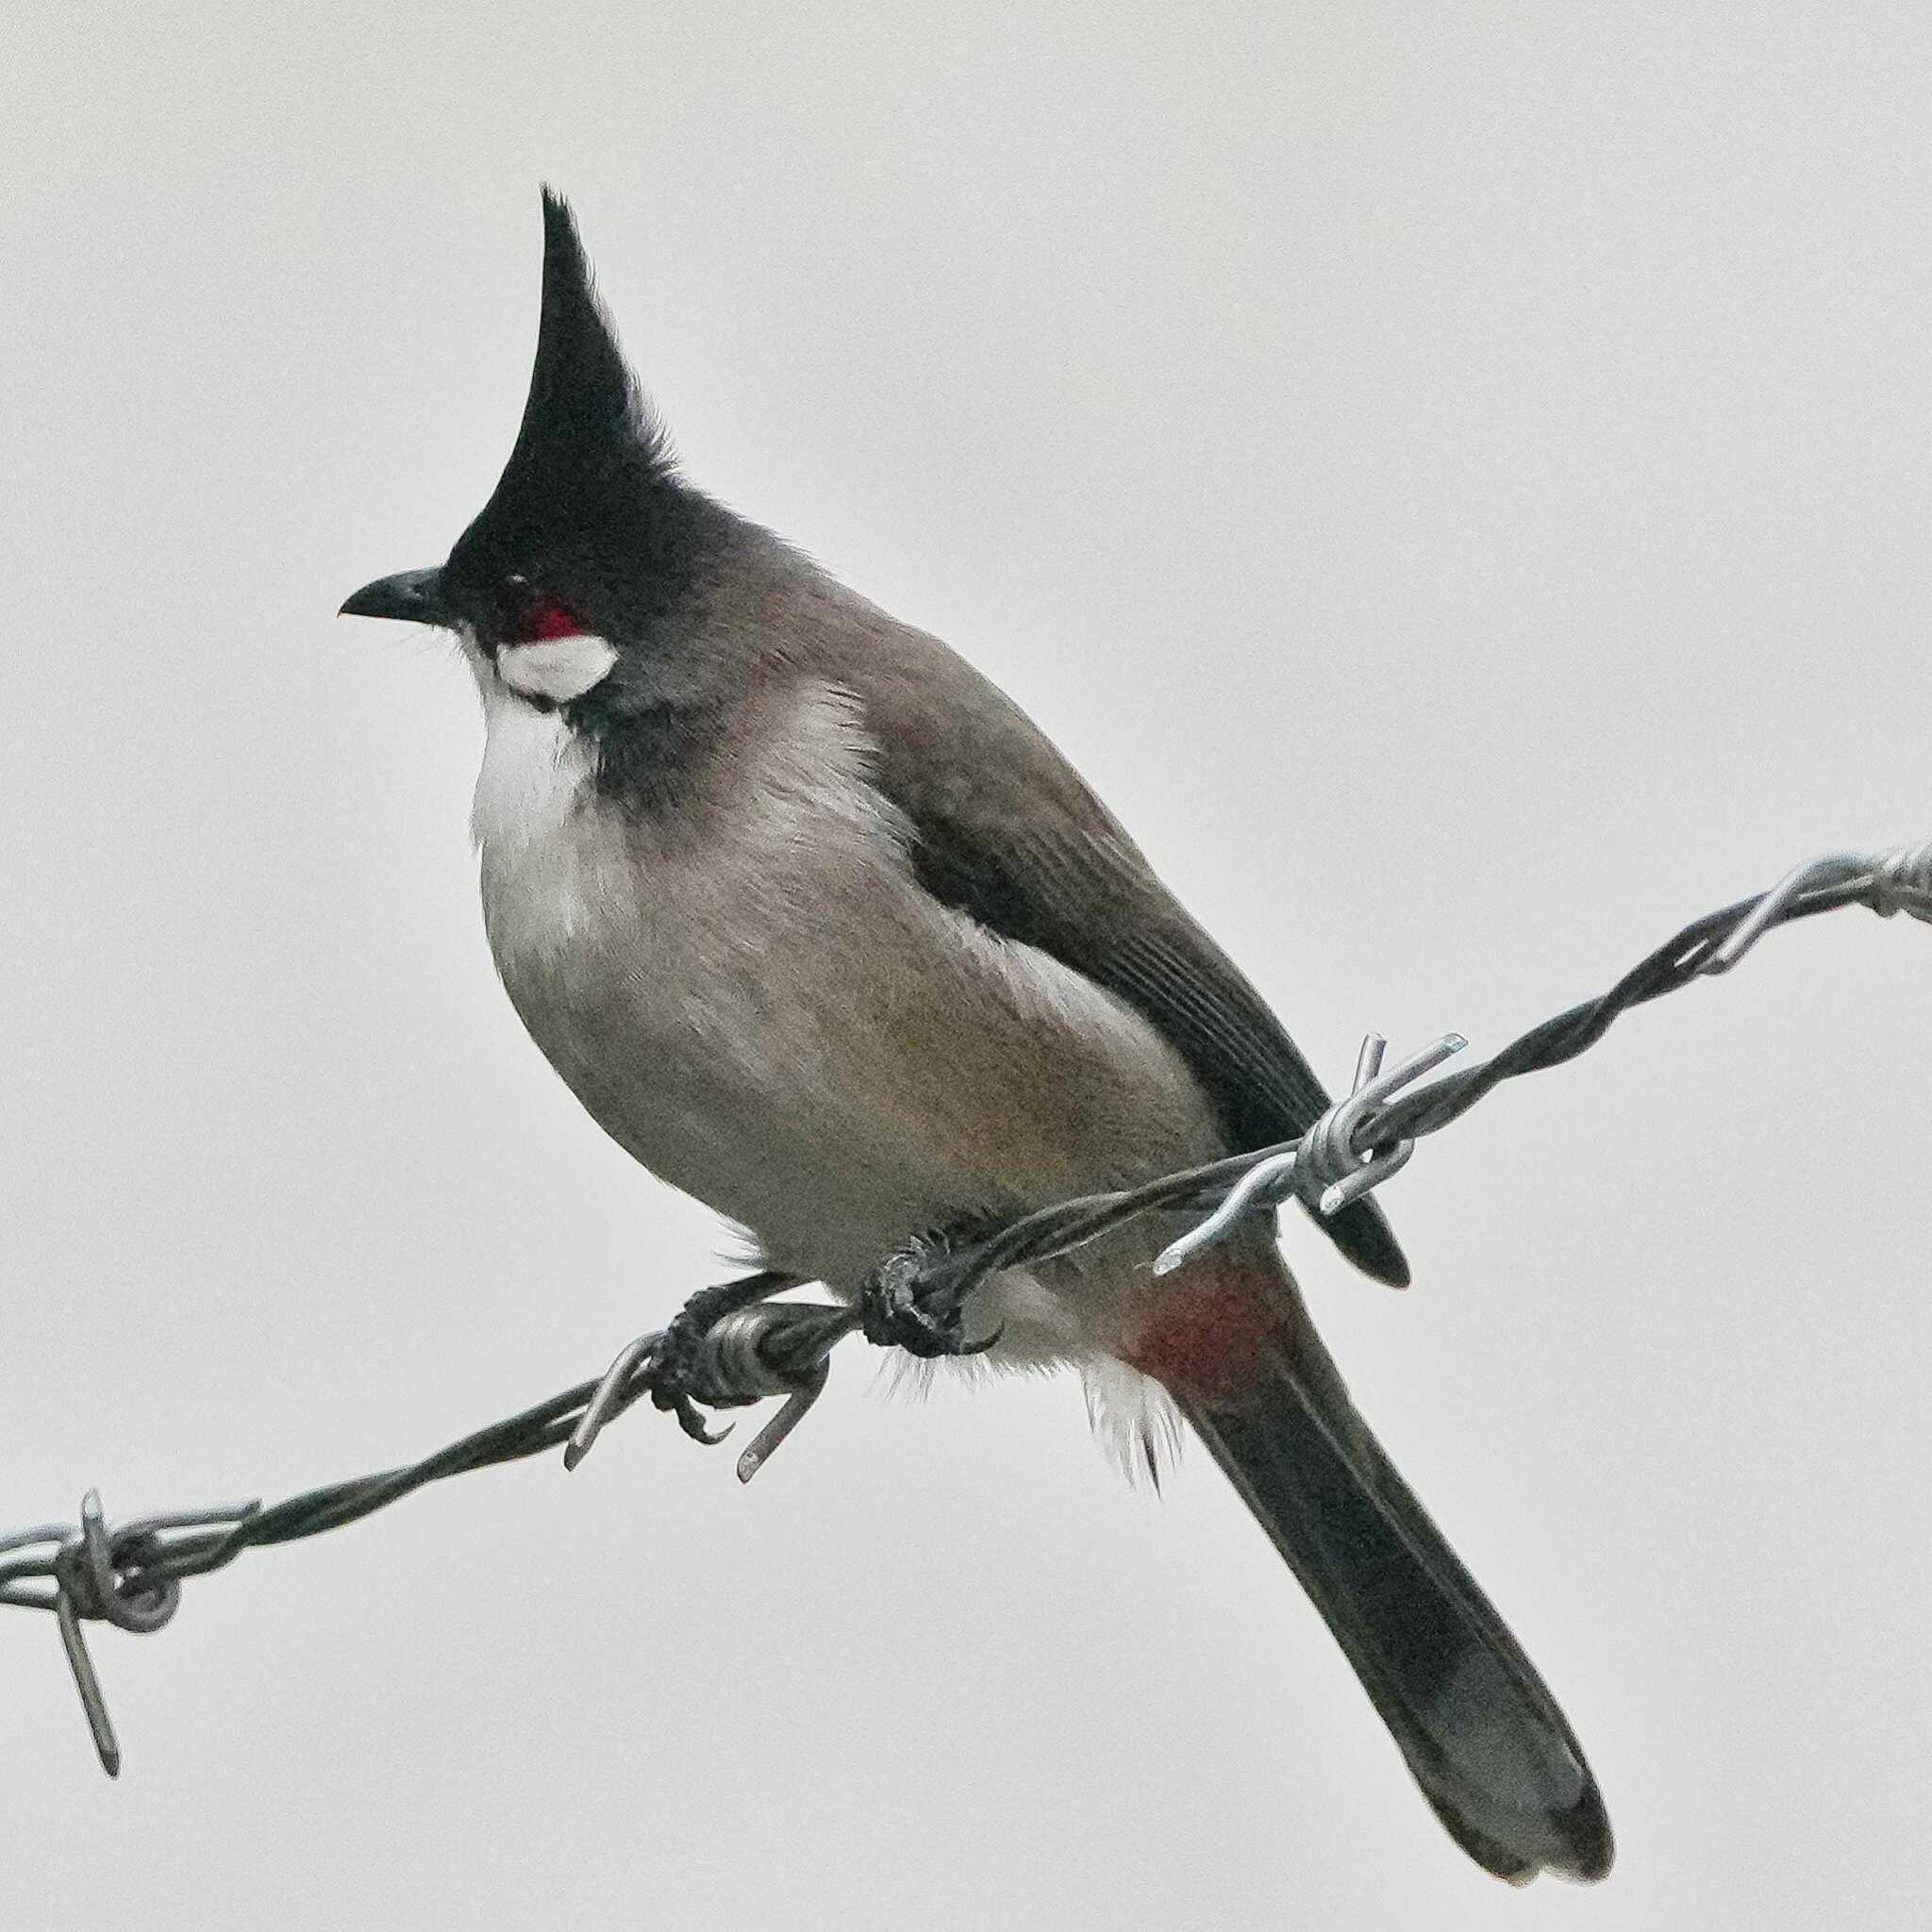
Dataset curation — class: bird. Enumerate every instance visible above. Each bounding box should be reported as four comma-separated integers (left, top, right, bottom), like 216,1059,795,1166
341,190,1611,1884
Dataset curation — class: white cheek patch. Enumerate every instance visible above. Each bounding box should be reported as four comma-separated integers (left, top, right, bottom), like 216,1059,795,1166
496,632,620,704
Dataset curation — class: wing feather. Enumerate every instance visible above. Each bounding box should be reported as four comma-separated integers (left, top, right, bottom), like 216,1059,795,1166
819,607,1408,1286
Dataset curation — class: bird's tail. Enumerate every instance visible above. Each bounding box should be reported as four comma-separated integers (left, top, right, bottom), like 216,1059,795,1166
1139,1249,1612,1883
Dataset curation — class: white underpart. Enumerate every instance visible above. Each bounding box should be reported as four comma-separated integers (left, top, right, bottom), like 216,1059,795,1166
466,641,625,952
470,680,589,857
496,631,619,704
1081,1355,1184,1484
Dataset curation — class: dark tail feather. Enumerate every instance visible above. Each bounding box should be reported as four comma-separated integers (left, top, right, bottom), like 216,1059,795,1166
1177,1331,1612,1883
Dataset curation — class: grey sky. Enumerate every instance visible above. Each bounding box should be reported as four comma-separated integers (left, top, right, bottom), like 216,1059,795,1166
5,5,1928,1926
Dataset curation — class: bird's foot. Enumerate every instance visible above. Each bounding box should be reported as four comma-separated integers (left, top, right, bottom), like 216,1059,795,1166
859,1234,1000,1359
650,1271,792,1443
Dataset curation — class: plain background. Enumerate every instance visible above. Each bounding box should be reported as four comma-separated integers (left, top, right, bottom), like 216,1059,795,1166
5,6,1928,1926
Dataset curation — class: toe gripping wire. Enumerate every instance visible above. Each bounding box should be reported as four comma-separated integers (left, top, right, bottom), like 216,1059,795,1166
562,1291,859,1485
4,836,1927,1778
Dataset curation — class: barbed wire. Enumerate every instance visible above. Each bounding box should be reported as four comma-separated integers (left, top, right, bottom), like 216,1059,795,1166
6,838,1927,1777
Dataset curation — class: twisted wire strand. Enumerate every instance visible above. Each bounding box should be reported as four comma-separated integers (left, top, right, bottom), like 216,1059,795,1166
5,840,1924,1774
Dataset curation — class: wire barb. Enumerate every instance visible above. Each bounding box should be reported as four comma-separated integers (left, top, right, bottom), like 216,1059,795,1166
563,1331,664,1471
1151,1030,1467,1275
1704,840,1932,974
6,836,1926,1778
0,1491,263,1776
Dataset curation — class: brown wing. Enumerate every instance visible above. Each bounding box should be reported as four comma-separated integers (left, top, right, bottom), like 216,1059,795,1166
834,614,1408,1287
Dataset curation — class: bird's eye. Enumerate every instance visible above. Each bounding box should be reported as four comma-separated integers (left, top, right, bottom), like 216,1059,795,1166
512,595,583,642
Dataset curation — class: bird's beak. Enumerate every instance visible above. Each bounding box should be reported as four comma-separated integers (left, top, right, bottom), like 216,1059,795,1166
339,566,452,627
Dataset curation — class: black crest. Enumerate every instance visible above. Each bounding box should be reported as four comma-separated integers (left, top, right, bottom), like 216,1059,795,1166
448,190,686,597
514,188,655,460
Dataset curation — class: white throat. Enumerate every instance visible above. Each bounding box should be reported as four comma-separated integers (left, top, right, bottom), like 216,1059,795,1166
467,654,627,969
460,629,610,866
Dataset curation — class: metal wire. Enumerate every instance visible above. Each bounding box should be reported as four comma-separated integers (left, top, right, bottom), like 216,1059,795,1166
7,837,1926,1776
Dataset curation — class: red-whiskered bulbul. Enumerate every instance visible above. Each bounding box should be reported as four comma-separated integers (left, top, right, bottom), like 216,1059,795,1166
341,191,1610,1883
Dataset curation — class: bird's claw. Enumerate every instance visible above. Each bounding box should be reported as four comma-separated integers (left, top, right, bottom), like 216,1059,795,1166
668,1396,732,1445
647,1306,734,1445
860,1241,997,1358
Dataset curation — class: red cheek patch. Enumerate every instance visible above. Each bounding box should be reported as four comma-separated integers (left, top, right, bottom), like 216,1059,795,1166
525,599,582,641
1122,1253,1279,1402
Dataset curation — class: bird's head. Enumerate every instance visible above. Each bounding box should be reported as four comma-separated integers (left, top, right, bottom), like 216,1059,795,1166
341,190,733,712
